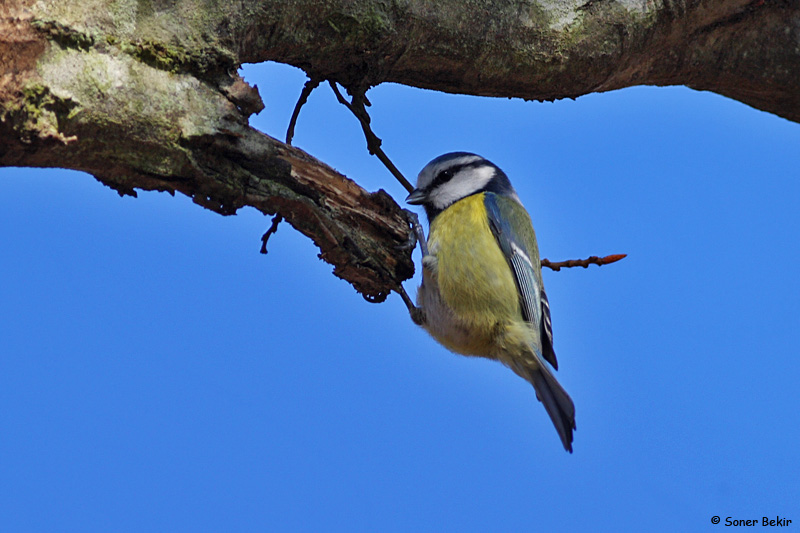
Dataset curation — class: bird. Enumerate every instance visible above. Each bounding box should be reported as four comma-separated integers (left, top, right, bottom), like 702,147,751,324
405,152,576,452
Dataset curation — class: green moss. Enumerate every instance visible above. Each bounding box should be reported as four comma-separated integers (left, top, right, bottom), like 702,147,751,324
1,83,78,143
19,85,77,124
326,4,392,45
31,17,236,81
119,39,236,79
527,2,552,27
30,19,95,51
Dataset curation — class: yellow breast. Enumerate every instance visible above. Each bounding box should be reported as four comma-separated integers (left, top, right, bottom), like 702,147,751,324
419,193,523,356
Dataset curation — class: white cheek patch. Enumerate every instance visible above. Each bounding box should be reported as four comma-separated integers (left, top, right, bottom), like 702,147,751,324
430,165,496,209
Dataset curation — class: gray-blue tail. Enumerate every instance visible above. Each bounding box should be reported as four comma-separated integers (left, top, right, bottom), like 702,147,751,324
530,365,576,453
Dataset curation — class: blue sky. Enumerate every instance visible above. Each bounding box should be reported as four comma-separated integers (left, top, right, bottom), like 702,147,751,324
1,61,799,531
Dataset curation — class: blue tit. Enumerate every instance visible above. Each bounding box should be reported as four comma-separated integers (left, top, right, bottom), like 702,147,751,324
406,152,576,452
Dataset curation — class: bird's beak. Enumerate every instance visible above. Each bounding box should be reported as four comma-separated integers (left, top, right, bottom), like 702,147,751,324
406,188,426,205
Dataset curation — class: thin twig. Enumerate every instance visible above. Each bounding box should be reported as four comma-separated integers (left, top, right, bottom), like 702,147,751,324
260,214,284,254
541,254,627,271
328,81,415,193
286,78,321,145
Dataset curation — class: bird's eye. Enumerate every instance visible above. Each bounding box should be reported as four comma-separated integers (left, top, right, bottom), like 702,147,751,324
431,167,458,188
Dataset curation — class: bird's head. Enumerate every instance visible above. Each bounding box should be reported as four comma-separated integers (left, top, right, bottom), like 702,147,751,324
406,152,520,220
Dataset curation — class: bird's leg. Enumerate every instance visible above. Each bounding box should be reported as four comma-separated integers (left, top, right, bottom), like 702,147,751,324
401,209,429,257
395,209,428,325
395,285,425,325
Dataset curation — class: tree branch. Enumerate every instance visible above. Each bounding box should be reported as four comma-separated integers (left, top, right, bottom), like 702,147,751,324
1,0,794,304
0,8,414,299
239,0,800,123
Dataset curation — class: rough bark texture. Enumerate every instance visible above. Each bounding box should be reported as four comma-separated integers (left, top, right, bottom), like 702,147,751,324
1,0,798,298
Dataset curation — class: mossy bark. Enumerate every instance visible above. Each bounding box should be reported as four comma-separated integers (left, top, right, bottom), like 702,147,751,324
1,0,798,299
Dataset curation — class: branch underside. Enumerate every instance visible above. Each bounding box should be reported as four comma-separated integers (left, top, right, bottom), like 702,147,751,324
242,0,799,122
1,0,797,300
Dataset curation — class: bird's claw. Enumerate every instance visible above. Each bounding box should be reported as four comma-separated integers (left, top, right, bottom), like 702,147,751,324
409,305,426,326
400,209,429,257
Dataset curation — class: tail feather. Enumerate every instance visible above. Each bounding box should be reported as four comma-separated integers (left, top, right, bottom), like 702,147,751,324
530,366,576,453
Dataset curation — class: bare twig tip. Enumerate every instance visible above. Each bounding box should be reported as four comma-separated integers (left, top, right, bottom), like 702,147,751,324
541,253,627,271
602,253,627,264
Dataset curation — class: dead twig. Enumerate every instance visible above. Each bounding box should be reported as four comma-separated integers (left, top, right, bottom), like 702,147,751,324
328,81,415,193
260,213,284,254
541,254,627,271
286,78,321,145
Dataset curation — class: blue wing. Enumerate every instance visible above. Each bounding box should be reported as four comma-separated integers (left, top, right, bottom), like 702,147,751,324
485,192,575,451
484,193,558,370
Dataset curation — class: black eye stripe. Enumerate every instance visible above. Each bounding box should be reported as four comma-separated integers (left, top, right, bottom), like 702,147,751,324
428,161,487,190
